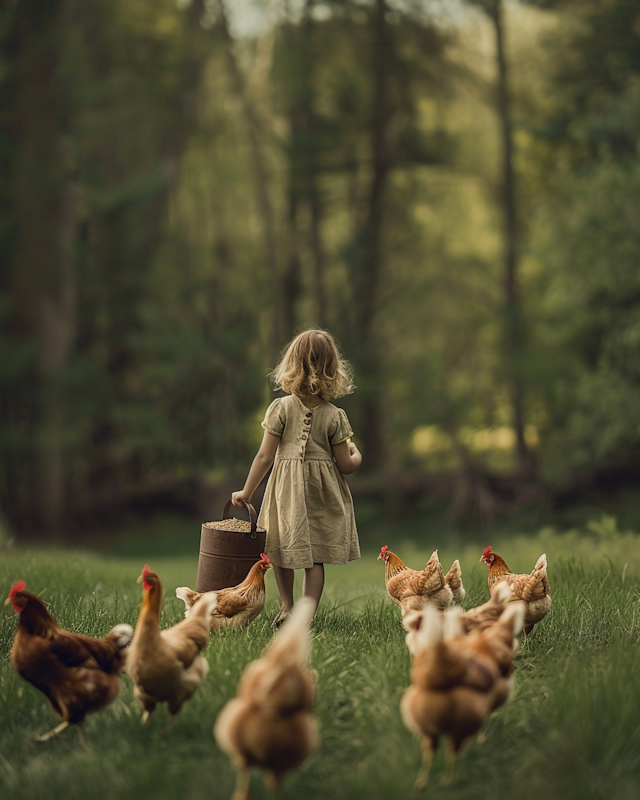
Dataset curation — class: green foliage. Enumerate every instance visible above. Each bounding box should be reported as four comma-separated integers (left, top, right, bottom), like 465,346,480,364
3,0,640,532
530,134,640,483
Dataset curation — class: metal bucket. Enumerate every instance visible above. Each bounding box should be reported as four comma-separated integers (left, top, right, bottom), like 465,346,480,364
195,500,267,592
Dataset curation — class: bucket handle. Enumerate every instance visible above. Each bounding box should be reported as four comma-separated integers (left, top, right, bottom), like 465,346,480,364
223,499,258,539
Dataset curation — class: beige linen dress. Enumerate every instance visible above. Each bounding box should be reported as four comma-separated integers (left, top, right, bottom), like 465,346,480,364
258,394,360,569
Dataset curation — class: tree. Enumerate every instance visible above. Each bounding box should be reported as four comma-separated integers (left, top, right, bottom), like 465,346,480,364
0,0,212,534
525,0,640,486
467,0,530,472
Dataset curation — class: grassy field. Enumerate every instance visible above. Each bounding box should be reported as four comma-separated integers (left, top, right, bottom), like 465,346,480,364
1,522,640,800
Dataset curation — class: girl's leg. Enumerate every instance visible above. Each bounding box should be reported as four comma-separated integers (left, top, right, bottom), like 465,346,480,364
273,566,295,617
303,563,325,611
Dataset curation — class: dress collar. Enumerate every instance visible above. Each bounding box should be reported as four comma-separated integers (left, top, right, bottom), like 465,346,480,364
292,394,325,412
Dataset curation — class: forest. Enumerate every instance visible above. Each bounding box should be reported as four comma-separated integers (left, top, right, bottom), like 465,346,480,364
2,0,639,539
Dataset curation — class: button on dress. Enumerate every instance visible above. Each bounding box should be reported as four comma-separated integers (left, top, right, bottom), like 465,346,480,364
258,394,360,569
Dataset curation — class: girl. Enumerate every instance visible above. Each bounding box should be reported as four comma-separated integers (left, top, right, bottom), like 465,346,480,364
232,329,362,625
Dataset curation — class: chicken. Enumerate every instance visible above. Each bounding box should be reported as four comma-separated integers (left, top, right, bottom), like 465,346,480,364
378,546,465,614
176,554,271,631
400,601,524,789
403,582,516,657
5,580,133,742
480,546,552,634
459,581,515,634
126,565,218,723
214,597,319,800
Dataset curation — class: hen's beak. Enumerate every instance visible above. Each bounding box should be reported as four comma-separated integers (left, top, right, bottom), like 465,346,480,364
136,574,143,584
4,596,11,605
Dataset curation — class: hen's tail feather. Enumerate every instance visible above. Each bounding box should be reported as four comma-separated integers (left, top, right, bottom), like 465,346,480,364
412,603,443,652
495,601,526,640
441,606,464,640
176,587,201,616
108,623,134,649
533,553,547,571
187,590,218,621
523,554,550,602
423,550,446,590
424,550,442,574
267,597,315,665
530,553,548,582
492,582,514,605
444,560,466,601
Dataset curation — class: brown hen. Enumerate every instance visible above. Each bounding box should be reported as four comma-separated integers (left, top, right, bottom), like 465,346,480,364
214,597,319,800
6,580,133,742
378,546,465,614
400,601,524,789
126,565,217,722
403,582,515,657
176,554,271,631
480,546,552,634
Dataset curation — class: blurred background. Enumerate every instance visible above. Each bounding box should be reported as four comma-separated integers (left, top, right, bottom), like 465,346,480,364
2,0,639,547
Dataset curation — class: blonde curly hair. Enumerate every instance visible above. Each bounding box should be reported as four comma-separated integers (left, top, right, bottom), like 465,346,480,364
270,329,354,401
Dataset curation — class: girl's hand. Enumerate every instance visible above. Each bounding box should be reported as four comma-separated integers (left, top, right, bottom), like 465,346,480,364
232,490,252,507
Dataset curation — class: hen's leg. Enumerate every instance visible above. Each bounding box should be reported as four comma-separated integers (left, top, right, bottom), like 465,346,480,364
134,685,157,725
77,722,87,748
439,738,460,787
34,720,70,742
265,770,282,791
413,735,436,790
136,692,157,725
230,767,250,800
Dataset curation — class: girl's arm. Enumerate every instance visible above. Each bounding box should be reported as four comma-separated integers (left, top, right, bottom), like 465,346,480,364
232,430,281,506
332,440,362,475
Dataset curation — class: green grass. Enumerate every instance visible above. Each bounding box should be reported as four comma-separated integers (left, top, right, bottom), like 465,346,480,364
2,527,640,800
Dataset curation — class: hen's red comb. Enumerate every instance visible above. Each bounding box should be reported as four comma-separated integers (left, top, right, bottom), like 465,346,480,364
482,545,493,558
9,580,26,599
260,553,270,564
380,545,389,554
141,564,154,591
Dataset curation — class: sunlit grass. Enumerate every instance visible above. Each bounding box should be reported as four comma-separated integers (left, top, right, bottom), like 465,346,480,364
1,526,640,800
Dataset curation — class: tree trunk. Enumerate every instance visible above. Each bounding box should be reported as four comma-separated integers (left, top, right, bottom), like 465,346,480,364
79,0,209,523
282,184,303,339
491,0,529,471
217,0,283,360
8,0,76,533
300,1,327,328
348,0,391,471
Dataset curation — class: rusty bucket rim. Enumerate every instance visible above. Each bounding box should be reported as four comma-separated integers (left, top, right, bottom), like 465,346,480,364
199,499,265,539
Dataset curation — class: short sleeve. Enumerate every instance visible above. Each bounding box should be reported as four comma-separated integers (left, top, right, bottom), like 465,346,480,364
328,408,353,446
261,398,285,437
